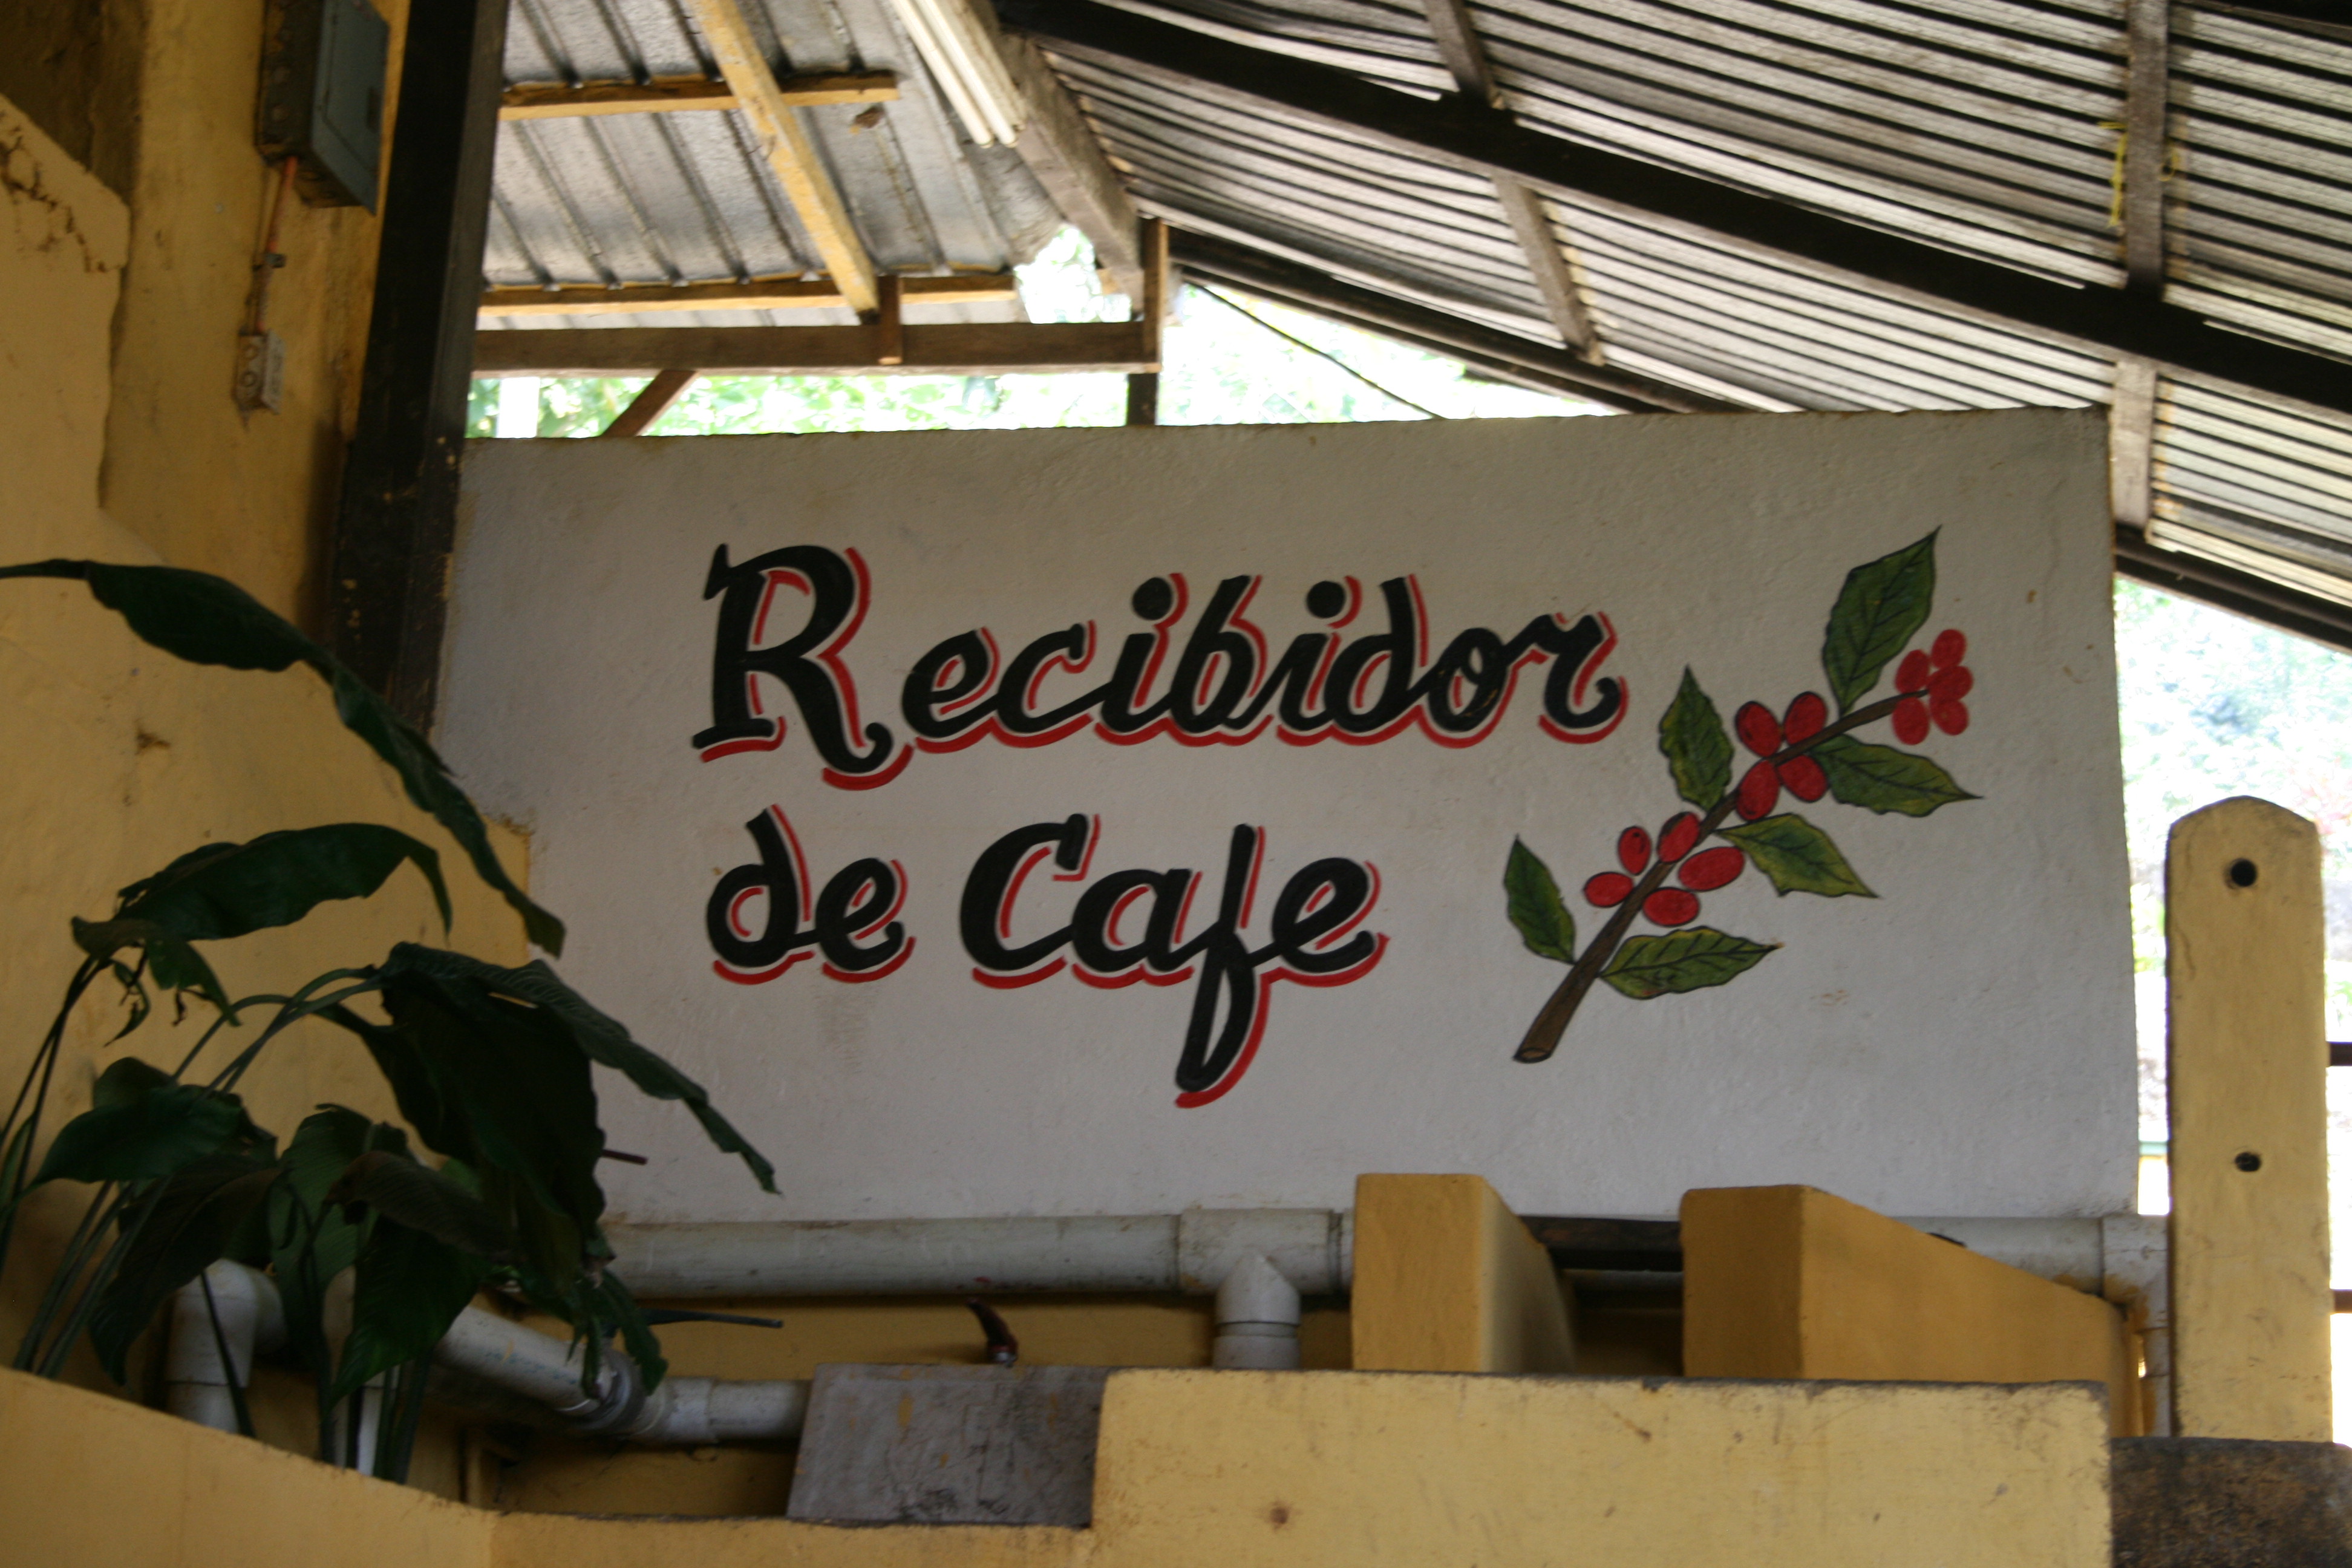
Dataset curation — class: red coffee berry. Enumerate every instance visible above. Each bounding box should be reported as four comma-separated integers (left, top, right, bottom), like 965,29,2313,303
1678,846,1745,892
1932,698,1969,736
1896,650,1932,693
1658,812,1701,863
1618,825,1651,875
1585,872,1634,908
1892,696,1930,745
1932,628,1967,668
1734,701,1781,757
1644,888,1700,927
1782,691,1826,745
1736,759,1780,821
1928,665,1973,702
1780,754,1828,802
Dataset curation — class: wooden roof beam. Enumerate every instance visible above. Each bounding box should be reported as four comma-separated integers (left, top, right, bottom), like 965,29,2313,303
499,72,898,119
685,0,879,314
480,273,1018,318
997,0,2352,421
473,319,1154,376
1417,0,1600,362
996,32,1144,298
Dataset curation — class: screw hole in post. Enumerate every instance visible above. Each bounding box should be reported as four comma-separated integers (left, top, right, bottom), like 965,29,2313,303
2228,858,2259,887
2236,1151,2263,1172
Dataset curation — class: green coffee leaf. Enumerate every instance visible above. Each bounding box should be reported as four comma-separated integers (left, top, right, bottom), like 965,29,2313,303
1717,815,1875,898
1812,734,1978,817
1821,533,1936,714
1609,926,1768,1001
1503,840,1576,964
1601,927,1778,999
1658,668,1731,808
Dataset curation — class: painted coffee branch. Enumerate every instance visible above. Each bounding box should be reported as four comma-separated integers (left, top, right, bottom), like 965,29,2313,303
4,0,2350,1561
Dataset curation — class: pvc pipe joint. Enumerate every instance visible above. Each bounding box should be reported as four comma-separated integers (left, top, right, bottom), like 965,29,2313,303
1212,1253,1302,1370
165,1261,287,1431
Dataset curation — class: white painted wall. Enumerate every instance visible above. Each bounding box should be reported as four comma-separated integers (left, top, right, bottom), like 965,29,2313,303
443,410,2132,1222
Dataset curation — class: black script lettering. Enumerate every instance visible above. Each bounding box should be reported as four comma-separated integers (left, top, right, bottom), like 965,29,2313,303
707,807,911,982
693,544,903,786
960,818,1385,1105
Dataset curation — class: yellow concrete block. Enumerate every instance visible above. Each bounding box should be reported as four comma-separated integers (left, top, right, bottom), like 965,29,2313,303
1350,1173,1574,1373
2166,797,2333,1440
0,1368,493,1568
1087,1368,2111,1568
1683,1185,2141,1434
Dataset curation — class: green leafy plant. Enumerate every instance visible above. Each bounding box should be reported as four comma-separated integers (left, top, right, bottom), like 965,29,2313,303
1506,532,1979,1062
0,560,773,1481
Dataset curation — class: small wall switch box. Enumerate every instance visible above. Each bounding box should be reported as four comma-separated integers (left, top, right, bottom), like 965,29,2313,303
235,332,287,413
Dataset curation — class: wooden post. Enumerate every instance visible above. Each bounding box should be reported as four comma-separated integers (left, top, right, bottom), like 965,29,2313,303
327,0,511,725
2167,797,2333,1440
1126,217,1167,426
875,275,904,367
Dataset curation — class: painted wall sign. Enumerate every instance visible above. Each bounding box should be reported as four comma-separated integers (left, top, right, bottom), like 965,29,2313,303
443,410,2134,1223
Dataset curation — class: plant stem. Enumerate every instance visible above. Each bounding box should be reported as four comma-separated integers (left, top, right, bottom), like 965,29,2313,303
1514,692,1909,1062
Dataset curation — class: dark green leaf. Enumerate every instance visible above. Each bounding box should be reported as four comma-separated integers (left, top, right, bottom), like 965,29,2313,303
71,920,231,1018
1812,734,1979,817
268,1109,399,1382
33,1063,262,1185
1820,533,1937,714
113,826,452,943
1503,840,1576,964
1716,815,1875,898
1601,927,1779,1000
330,1222,490,1402
381,946,776,1194
0,560,564,955
87,1157,281,1381
590,1270,667,1391
1658,668,1732,808
328,1150,509,1259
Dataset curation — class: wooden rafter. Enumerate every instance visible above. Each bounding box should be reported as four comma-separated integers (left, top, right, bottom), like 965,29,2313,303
997,34,1144,298
474,321,1155,376
684,0,879,314
1417,0,1599,362
600,368,701,437
480,273,1018,318
998,0,2352,420
499,72,897,119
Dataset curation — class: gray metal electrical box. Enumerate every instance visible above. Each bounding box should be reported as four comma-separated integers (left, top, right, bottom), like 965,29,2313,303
257,0,390,211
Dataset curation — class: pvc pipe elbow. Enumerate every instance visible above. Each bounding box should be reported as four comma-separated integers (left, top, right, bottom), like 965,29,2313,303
1212,1253,1302,1370
165,1261,284,1430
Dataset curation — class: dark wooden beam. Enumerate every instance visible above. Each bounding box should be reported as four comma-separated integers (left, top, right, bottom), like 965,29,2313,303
1126,217,1166,425
998,0,2352,421
998,33,1145,298
473,320,1156,375
329,0,510,725
599,368,699,437
2115,524,2352,657
1169,230,1736,414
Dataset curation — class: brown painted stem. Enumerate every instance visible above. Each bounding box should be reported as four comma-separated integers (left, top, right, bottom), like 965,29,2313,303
1512,691,1911,1063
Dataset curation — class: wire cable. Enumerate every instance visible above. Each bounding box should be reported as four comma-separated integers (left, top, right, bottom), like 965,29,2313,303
1187,284,1447,420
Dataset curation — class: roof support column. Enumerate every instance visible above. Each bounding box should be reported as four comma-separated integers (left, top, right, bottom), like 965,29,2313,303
2110,0,2169,538
328,0,512,726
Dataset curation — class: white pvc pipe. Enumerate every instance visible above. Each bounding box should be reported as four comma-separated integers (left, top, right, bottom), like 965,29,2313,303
606,1209,1351,1299
165,1261,285,1431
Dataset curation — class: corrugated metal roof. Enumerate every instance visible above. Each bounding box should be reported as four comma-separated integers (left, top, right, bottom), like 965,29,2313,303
469,0,2352,629
483,0,1062,329
1037,0,2352,616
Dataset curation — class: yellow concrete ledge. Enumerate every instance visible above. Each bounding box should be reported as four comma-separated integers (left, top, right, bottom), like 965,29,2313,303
1,1357,2109,1567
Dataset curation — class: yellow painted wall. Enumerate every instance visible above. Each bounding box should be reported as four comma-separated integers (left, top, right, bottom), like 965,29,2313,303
0,1360,2112,1567
1349,1173,1573,1373
0,79,520,1488
1682,1185,2143,1435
